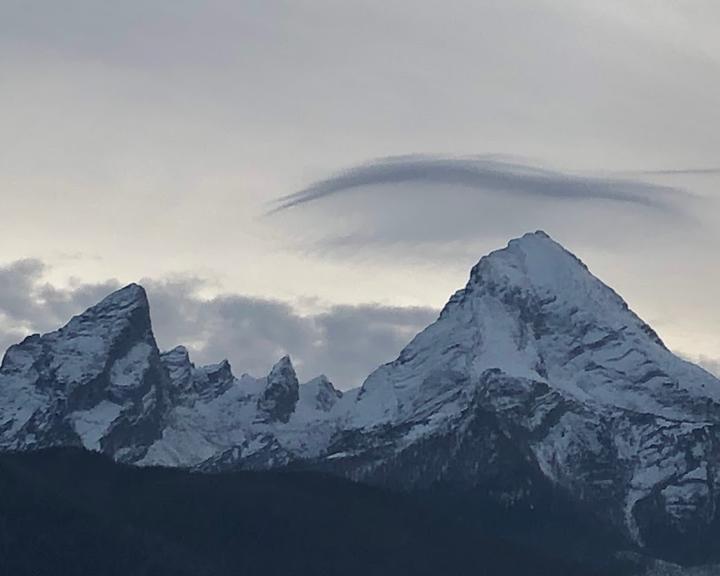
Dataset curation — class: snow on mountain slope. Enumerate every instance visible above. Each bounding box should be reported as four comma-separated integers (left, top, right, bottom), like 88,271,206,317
327,231,720,559
2,230,720,564
137,351,343,469
0,286,342,468
300,375,343,413
351,231,719,429
0,284,168,459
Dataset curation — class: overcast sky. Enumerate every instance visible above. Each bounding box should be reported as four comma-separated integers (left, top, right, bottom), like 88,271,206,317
1,1,719,387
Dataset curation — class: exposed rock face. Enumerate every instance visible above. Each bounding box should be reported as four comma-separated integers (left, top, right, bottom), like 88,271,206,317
258,356,300,423
160,346,194,397
2,231,720,565
0,284,168,461
160,346,234,400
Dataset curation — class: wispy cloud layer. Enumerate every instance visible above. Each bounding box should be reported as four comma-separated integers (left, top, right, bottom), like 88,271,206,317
265,154,699,262
270,155,685,213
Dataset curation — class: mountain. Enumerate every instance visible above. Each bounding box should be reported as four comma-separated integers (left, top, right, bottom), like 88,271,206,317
0,284,169,460
140,350,342,471
320,231,720,564
0,286,342,468
1,230,719,568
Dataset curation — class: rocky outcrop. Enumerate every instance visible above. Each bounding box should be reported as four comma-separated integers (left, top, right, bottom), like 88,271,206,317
258,356,299,423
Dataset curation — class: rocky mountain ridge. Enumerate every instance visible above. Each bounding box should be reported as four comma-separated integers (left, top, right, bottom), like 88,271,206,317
1,231,719,567
0,284,343,468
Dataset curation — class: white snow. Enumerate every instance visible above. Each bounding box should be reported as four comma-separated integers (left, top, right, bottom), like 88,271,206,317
70,401,123,450
4,230,720,550
0,282,155,449
110,342,153,389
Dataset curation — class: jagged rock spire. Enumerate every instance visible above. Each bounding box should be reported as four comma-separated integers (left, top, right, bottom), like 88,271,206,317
258,355,299,423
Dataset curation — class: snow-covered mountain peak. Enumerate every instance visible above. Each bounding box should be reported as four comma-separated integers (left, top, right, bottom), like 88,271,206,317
198,359,233,379
161,345,191,371
60,283,152,336
160,346,194,394
0,282,167,456
334,232,720,552
356,230,719,427
164,344,189,358
300,375,343,412
1,283,159,393
270,355,293,373
94,282,148,310
463,230,606,309
159,346,237,401
194,359,235,399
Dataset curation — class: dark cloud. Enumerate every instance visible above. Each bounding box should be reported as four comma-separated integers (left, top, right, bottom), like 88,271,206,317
144,277,437,387
0,261,437,389
0,259,122,362
270,155,685,213
0,259,120,331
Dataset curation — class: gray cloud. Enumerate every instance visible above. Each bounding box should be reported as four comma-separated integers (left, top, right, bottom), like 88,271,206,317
0,259,120,331
265,155,701,266
270,155,685,213
0,259,121,360
4,259,717,389
144,277,438,388
0,261,437,389
633,168,720,176
1,1,719,379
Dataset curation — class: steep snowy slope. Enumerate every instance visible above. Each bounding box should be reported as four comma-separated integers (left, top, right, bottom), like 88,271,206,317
2,230,720,565
322,231,720,562
350,231,719,427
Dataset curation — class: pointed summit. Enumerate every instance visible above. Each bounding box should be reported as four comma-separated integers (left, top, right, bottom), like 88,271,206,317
301,375,343,412
345,232,720,553
59,283,153,344
100,283,148,307
160,346,195,395
270,355,294,373
77,283,150,323
258,356,299,423
195,359,235,399
468,230,586,289
0,282,167,456
438,230,631,333
358,229,699,426
163,345,190,361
